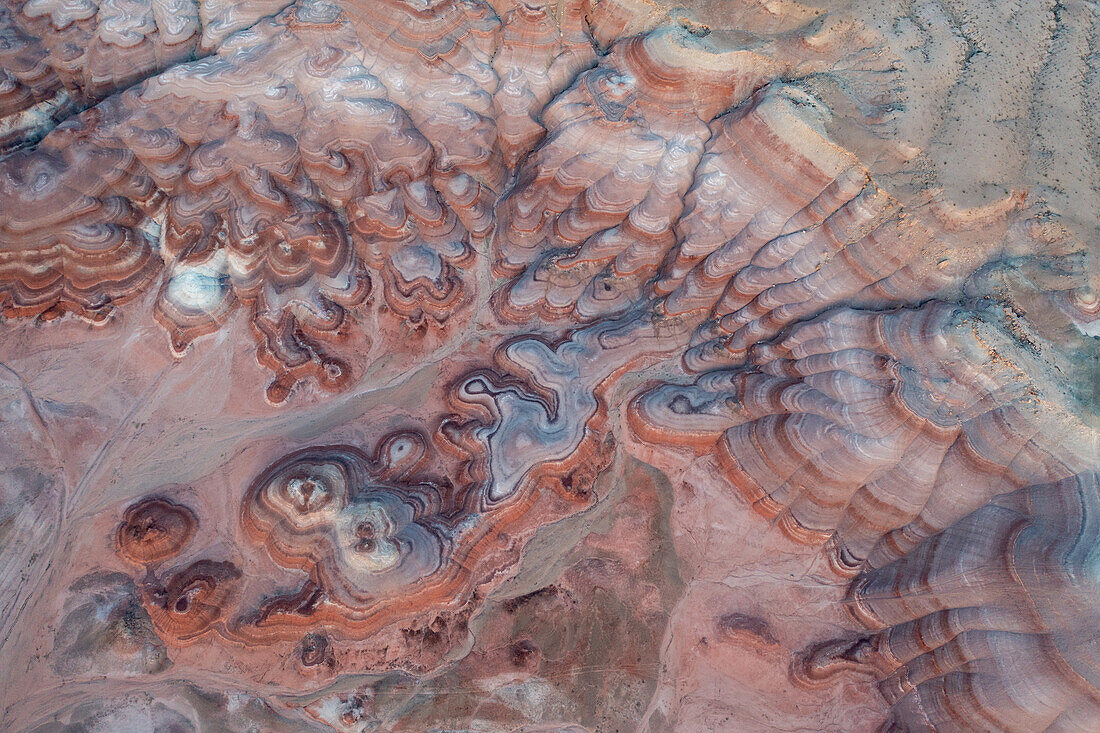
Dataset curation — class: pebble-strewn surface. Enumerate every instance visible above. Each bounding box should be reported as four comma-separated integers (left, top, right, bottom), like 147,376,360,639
1,0,1097,730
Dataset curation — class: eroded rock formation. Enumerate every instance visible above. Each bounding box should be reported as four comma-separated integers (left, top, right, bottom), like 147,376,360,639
795,472,1100,731
116,496,197,564
1,0,1097,730
631,300,1099,571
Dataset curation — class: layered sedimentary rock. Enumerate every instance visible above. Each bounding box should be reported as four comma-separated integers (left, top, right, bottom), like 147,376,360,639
631,301,1100,572
795,472,1100,731
0,0,299,151
492,27,774,320
1,0,1097,731
237,433,454,637
116,496,197,564
2,0,495,402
